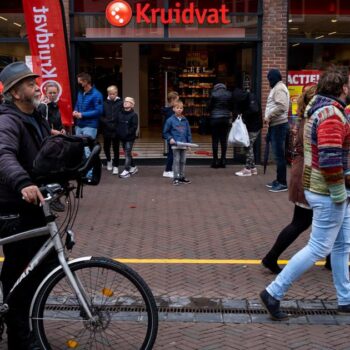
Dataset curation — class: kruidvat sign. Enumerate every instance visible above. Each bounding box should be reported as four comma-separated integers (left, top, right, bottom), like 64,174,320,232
106,0,231,27
22,0,73,126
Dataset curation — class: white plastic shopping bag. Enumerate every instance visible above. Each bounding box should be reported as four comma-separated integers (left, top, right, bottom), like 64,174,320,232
228,115,250,147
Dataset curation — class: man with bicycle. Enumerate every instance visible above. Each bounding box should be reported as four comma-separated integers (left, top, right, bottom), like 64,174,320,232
0,62,57,349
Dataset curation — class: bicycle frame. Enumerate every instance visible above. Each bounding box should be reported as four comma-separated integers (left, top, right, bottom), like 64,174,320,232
0,200,95,321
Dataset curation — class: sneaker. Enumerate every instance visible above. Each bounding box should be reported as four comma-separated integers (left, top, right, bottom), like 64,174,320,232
266,180,278,188
269,183,288,193
180,177,191,184
129,166,138,175
173,179,181,186
112,167,119,175
163,171,174,178
119,170,130,178
235,168,252,177
251,168,258,175
107,161,113,171
261,257,282,274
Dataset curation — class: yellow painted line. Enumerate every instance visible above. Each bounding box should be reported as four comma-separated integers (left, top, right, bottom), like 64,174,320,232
0,256,334,266
113,258,331,266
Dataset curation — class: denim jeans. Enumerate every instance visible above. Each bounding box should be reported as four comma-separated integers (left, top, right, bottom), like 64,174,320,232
122,141,135,170
269,123,289,185
165,142,173,172
267,191,350,305
172,147,187,179
75,126,97,177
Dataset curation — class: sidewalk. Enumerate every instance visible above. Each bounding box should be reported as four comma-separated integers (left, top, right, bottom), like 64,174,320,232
64,164,349,349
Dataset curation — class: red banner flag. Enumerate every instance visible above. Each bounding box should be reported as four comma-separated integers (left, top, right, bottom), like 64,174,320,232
23,0,73,126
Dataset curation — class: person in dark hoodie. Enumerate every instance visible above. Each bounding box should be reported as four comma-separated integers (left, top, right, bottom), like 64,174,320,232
118,97,139,178
207,83,233,168
264,69,290,193
101,85,123,175
0,62,58,349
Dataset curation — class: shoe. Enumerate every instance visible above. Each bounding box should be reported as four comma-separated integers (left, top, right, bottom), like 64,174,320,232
261,257,282,274
235,168,252,177
211,160,219,168
180,177,191,184
251,168,258,175
338,305,350,314
259,290,289,321
50,198,65,212
163,171,174,178
112,167,119,175
324,255,332,271
119,170,130,178
218,159,226,168
129,166,138,175
107,161,113,171
173,179,181,186
266,180,278,188
269,183,288,193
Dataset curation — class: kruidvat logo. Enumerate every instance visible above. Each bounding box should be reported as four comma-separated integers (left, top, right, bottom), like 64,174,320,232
106,1,231,27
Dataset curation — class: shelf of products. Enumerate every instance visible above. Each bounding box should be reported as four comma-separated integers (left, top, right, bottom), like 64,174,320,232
178,69,216,128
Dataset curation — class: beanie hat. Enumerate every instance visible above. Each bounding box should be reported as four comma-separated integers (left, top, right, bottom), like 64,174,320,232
124,97,135,106
267,69,282,88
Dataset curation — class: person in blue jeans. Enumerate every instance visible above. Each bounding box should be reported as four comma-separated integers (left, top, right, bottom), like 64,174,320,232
264,69,290,193
163,100,192,186
260,67,350,320
73,72,103,181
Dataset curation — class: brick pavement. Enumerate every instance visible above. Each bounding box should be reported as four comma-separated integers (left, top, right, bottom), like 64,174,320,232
58,165,349,349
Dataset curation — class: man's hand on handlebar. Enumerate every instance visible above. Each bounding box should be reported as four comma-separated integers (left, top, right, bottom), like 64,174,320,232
21,185,45,205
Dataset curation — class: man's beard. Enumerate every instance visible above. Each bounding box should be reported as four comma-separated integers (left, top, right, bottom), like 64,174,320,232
20,94,41,108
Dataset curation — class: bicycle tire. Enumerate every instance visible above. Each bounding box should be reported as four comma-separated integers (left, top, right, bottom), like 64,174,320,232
31,257,158,349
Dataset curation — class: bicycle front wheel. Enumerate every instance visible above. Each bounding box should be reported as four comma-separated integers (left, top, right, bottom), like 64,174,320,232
31,257,158,350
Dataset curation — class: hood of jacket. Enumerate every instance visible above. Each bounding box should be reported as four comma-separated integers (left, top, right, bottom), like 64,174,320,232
213,83,227,91
267,69,282,88
306,94,346,119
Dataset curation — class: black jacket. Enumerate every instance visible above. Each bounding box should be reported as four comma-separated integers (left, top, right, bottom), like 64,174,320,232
0,102,51,206
38,102,63,131
101,97,123,137
208,85,233,119
116,108,138,141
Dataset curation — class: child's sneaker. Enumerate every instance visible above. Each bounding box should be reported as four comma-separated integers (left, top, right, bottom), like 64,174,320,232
180,177,191,184
163,171,174,178
112,167,119,175
129,166,138,175
173,179,181,186
251,167,258,175
107,161,113,171
119,170,130,178
235,168,252,176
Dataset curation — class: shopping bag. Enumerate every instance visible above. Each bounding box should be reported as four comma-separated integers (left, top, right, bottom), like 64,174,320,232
228,115,250,147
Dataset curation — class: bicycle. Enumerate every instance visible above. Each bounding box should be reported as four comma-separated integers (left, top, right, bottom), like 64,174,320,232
0,143,158,349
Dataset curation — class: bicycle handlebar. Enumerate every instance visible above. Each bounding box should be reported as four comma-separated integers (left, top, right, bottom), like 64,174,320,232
77,144,101,175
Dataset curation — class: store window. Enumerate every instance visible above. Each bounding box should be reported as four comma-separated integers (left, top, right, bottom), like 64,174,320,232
289,0,350,39
0,2,25,38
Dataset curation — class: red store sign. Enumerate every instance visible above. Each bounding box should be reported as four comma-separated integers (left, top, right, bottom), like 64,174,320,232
106,0,231,27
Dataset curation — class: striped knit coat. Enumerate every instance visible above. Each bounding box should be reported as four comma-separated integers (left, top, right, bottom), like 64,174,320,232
303,94,350,203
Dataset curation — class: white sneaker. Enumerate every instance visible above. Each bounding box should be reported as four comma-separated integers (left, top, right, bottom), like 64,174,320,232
107,161,113,171
163,171,174,178
112,167,119,175
235,168,252,176
129,166,138,175
119,170,130,178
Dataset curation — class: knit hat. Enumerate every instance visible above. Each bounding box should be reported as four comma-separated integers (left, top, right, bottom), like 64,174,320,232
124,97,135,106
0,61,40,93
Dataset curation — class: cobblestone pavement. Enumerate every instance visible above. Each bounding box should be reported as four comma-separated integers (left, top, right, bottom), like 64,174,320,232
51,165,350,348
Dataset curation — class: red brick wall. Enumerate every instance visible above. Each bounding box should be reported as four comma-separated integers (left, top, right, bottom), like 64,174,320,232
260,0,288,160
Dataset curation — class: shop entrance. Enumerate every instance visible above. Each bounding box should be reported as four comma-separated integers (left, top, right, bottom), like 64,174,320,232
76,42,257,145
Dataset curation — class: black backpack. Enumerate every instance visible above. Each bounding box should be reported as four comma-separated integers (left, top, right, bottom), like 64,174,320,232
246,92,260,115
32,134,101,185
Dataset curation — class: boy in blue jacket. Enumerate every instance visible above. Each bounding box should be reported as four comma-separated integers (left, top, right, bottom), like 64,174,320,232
163,100,192,185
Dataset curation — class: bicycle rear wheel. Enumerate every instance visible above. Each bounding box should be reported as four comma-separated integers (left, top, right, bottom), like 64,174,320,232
31,257,158,350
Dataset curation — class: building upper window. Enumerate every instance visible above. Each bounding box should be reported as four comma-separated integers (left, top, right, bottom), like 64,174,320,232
289,0,350,39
